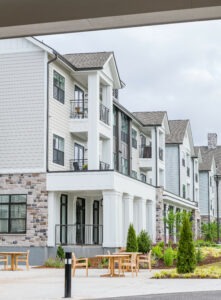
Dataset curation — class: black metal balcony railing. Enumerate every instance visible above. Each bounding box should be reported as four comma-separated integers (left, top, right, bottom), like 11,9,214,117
99,161,110,170
187,167,190,177
70,159,110,171
55,224,103,245
100,103,109,125
159,147,164,161
139,145,152,158
195,173,198,183
70,100,88,119
70,159,88,171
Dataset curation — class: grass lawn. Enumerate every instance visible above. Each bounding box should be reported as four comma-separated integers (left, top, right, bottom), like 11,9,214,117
153,262,221,279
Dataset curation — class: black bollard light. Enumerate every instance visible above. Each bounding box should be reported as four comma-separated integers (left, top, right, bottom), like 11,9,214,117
64,252,72,298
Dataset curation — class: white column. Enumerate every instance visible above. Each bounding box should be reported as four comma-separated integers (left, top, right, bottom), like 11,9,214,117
102,190,123,247
123,194,134,245
47,192,56,247
137,198,147,233
88,73,100,170
151,127,157,186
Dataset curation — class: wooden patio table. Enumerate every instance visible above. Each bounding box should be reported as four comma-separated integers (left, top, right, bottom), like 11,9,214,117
113,252,142,271
96,254,129,277
0,252,27,271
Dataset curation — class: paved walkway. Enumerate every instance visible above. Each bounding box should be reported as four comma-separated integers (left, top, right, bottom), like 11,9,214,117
0,268,221,300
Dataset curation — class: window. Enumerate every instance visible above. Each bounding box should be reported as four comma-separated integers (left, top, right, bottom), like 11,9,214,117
121,113,129,144
121,157,129,175
0,195,27,233
140,173,146,183
182,152,185,167
182,184,186,199
132,170,137,179
132,129,137,149
53,135,64,165
53,71,65,103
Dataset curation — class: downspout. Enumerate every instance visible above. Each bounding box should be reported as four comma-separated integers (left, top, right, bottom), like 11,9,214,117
46,53,58,172
155,127,158,186
193,159,195,202
215,175,220,243
208,173,211,225
178,145,181,196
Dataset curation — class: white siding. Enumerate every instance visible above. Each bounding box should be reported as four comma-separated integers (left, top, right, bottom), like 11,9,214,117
0,47,46,172
165,145,179,195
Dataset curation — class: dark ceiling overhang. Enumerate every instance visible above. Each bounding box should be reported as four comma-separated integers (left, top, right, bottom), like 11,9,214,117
1,0,221,38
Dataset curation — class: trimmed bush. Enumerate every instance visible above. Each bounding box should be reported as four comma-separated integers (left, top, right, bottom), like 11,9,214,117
177,212,196,274
126,224,138,252
163,247,174,267
56,245,65,261
196,247,203,264
137,230,152,253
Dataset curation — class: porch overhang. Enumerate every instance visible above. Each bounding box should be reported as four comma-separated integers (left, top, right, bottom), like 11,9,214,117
1,1,221,38
46,170,156,201
163,190,198,210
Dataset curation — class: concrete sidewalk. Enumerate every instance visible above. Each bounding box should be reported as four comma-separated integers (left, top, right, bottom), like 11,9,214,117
0,268,221,300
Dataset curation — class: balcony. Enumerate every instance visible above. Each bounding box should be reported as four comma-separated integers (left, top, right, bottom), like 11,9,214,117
70,159,110,171
139,146,152,158
187,167,190,177
159,147,164,161
99,161,110,170
100,103,109,125
70,100,88,119
55,224,103,245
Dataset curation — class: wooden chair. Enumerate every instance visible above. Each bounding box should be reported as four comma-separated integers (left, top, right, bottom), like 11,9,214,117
121,253,138,276
15,250,30,270
138,250,152,271
0,255,8,270
72,253,88,277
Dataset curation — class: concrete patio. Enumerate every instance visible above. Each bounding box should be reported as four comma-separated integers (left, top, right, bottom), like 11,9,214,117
1,268,221,300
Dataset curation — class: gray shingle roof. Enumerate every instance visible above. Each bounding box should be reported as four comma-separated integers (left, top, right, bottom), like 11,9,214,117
63,52,113,69
195,146,215,171
166,120,189,144
132,111,167,126
197,146,221,174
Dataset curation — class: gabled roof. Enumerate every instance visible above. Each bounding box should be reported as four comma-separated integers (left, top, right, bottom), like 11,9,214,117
166,120,189,144
64,52,113,70
197,146,221,174
132,111,167,126
195,146,215,172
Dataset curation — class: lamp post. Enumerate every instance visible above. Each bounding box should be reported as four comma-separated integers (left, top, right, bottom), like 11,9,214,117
215,175,220,244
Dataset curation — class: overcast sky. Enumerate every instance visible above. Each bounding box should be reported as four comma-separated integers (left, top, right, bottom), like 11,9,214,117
40,20,221,145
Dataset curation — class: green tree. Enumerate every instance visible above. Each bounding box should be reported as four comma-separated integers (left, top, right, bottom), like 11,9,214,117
137,230,152,253
126,223,138,252
177,212,196,274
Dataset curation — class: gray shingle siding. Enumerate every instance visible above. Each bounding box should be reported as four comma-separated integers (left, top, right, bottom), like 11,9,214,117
199,172,209,216
165,145,179,196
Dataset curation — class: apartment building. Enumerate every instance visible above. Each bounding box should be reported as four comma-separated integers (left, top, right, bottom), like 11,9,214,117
196,133,221,224
0,37,160,264
164,120,200,240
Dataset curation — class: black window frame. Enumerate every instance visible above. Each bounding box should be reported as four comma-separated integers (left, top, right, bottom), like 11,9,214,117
53,134,65,166
0,195,27,234
53,70,65,104
132,129,137,149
